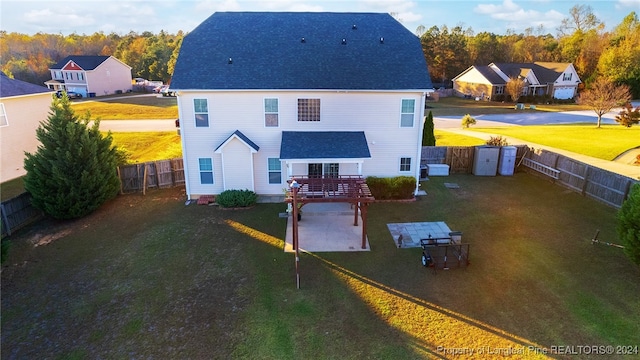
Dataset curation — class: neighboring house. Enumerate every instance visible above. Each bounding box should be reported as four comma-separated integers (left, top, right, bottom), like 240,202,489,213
170,12,433,199
45,55,132,97
452,62,581,100
0,72,53,183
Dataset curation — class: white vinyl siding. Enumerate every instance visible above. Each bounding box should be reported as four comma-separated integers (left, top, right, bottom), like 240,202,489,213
194,99,209,127
400,99,415,127
265,98,279,127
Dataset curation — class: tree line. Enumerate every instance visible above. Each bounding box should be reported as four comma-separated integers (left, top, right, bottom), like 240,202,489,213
0,30,183,86
1,5,638,97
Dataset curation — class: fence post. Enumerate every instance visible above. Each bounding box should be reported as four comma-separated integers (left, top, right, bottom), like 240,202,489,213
581,165,591,196
1,203,11,236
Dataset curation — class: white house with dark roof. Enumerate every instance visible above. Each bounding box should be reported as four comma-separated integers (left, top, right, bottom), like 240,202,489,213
0,72,53,183
170,12,433,199
45,55,132,97
453,62,581,100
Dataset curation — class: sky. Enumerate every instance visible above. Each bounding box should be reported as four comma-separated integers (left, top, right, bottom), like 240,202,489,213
1,0,639,37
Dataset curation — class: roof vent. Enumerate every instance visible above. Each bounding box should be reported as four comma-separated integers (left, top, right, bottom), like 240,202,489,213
352,24,357,30
341,38,347,45
301,37,306,43
380,37,384,44
228,58,233,64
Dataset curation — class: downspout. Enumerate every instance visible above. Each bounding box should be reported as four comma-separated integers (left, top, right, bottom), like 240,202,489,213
176,93,191,200
415,92,427,195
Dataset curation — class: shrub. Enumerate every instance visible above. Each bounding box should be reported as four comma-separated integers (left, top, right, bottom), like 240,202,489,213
461,114,477,128
423,111,436,146
216,189,258,208
366,176,415,200
618,183,640,265
23,94,120,219
485,136,509,147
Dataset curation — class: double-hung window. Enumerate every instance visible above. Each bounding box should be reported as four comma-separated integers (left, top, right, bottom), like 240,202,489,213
298,99,320,122
0,103,8,127
268,158,281,184
400,99,415,127
194,99,209,127
199,158,214,184
400,157,412,172
264,98,278,127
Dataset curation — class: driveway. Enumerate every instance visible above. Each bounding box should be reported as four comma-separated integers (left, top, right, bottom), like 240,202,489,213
435,101,640,127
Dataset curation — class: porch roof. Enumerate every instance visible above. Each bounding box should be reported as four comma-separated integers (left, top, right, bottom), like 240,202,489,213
279,131,371,160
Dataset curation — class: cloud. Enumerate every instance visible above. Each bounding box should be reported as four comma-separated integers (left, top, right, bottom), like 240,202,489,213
23,8,96,28
473,0,564,32
615,0,640,9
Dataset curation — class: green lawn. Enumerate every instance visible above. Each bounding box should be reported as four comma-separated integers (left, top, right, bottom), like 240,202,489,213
109,131,182,163
469,124,640,160
72,94,178,120
2,174,638,359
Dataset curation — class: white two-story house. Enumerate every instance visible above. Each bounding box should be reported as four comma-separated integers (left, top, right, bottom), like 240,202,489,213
170,12,433,200
45,56,132,97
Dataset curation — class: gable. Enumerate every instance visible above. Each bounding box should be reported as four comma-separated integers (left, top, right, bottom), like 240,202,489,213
62,61,84,71
50,56,110,71
172,12,432,91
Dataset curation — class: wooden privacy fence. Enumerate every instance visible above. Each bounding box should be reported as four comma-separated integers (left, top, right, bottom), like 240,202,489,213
117,158,185,194
421,145,529,173
1,158,186,237
522,148,637,208
1,192,43,237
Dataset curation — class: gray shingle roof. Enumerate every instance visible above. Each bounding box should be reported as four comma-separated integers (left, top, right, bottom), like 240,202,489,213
279,131,371,160
0,72,52,98
171,12,432,90
50,56,110,70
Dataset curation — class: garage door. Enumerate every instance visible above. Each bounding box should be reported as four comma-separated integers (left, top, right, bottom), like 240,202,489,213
553,87,575,99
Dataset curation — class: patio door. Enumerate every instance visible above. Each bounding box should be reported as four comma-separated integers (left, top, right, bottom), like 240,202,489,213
308,163,323,192
324,163,339,191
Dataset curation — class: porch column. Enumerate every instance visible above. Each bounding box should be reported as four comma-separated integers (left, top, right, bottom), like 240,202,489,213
361,203,368,249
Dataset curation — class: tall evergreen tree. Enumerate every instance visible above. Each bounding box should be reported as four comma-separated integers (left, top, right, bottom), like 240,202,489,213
618,183,640,265
422,111,436,146
23,94,121,219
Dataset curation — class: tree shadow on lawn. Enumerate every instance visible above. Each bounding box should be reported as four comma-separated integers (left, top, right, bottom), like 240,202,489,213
2,176,639,359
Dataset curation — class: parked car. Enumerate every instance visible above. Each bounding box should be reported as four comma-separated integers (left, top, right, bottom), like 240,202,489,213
56,90,83,99
160,85,176,97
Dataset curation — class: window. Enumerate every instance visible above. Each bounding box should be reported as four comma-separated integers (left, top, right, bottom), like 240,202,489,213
400,99,415,127
77,72,84,81
400,157,411,172
268,158,281,184
264,98,278,127
194,99,209,127
0,103,8,127
198,158,214,184
495,86,504,95
563,73,572,81
298,99,320,121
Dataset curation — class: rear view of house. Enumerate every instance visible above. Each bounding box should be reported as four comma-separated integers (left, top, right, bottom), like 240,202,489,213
453,62,580,101
170,12,432,199
45,56,132,97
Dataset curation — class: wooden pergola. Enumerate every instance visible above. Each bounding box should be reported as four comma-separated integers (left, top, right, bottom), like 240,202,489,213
284,175,375,249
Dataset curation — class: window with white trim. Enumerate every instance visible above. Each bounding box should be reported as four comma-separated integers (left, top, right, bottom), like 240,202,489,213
298,98,320,121
268,158,281,184
400,157,412,172
194,99,209,127
563,73,572,81
199,158,214,184
0,103,8,127
400,99,415,127
264,98,278,127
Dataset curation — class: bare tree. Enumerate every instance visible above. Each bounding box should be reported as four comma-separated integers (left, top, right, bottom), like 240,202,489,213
505,77,525,102
577,77,632,128
557,4,602,37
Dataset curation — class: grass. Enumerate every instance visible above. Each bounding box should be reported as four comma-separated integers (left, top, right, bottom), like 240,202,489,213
427,96,591,117
72,94,178,120
2,174,639,359
434,130,485,146
108,131,182,163
469,124,640,160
